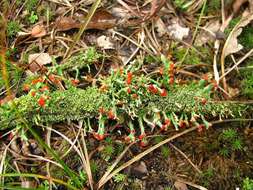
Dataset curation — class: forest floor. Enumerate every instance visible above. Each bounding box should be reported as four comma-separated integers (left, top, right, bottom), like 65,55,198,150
0,0,253,189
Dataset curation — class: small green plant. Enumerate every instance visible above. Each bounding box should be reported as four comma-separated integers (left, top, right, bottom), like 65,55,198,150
25,0,39,12
200,167,214,187
174,0,191,11
28,11,38,24
161,145,170,158
154,137,170,158
243,177,253,190
241,62,253,98
7,21,20,38
171,45,209,65
239,26,253,50
207,0,220,12
113,173,127,183
218,129,243,157
101,144,114,161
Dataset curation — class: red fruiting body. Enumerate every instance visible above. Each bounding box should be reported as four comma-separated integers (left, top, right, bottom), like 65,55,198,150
169,77,174,85
159,67,164,75
138,133,146,140
40,86,50,92
164,119,171,125
130,129,135,134
197,124,204,133
125,136,131,142
8,132,14,141
148,84,158,94
160,89,167,97
160,124,167,131
23,84,30,92
93,133,105,141
127,87,131,94
202,74,209,81
31,91,36,97
169,63,175,72
49,74,55,81
140,140,148,147
179,120,186,128
201,98,207,105
38,96,46,107
107,110,116,120
132,93,138,99
32,78,43,85
99,107,106,114
126,72,133,85
212,80,218,90
71,79,80,86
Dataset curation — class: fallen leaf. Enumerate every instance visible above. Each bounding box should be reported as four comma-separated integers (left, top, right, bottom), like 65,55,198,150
167,20,190,40
55,10,116,31
174,181,188,190
97,35,114,49
154,18,167,37
31,24,46,38
195,20,221,46
55,16,80,31
28,53,52,73
222,10,253,58
86,10,116,30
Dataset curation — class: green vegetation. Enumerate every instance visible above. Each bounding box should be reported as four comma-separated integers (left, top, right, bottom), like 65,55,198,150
243,177,253,190
50,47,101,77
25,0,39,12
28,11,38,24
240,61,253,98
218,129,243,157
200,167,215,187
0,50,22,90
113,173,127,183
239,26,253,50
171,45,210,65
6,21,20,38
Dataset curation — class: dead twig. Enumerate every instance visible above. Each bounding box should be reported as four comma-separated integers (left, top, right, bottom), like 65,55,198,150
169,143,202,174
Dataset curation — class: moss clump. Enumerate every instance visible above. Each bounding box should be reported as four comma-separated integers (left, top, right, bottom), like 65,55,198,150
172,46,209,65
25,0,39,12
7,21,20,38
239,26,253,50
240,60,253,98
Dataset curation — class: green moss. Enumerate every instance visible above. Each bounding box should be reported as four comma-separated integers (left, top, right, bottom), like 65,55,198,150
172,46,209,65
239,26,253,50
224,17,241,35
7,21,20,38
240,60,253,98
25,0,39,12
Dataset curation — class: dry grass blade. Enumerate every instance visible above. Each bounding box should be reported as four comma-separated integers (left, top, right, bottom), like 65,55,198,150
81,129,94,190
220,48,253,80
169,143,202,174
97,127,197,189
97,143,134,189
220,11,253,92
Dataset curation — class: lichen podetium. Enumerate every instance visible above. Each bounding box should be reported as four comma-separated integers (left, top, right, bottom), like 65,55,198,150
0,54,251,143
